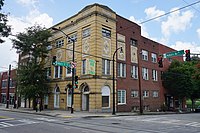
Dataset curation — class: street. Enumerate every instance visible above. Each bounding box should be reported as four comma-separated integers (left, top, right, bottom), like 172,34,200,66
0,110,200,133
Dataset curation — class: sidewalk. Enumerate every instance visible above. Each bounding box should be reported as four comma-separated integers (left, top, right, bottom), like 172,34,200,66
0,106,138,118
0,106,180,119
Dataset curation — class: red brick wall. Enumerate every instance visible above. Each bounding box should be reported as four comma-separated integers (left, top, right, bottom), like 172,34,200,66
116,15,183,112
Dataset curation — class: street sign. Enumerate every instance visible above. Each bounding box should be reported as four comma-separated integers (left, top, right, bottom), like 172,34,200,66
53,61,71,67
163,50,184,58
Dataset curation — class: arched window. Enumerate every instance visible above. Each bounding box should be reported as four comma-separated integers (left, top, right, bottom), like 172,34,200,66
54,86,60,108
101,86,110,108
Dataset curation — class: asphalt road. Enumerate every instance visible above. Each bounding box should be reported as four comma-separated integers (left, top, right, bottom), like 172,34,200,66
0,110,200,133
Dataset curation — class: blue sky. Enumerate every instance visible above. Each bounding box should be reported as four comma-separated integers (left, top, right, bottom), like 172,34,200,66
0,0,200,71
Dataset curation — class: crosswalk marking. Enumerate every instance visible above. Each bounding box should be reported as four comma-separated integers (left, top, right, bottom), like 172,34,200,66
108,116,200,128
0,119,40,129
35,117,57,122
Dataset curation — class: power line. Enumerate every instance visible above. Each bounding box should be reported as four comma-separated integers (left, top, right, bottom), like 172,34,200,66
181,0,200,14
140,0,200,24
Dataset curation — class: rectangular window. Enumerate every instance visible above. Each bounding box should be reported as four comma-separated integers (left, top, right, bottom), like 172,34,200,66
142,50,148,61
82,28,90,38
143,90,149,97
142,67,148,80
82,59,86,74
54,66,62,78
102,59,110,75
44,95,48,105
152,91,159,97
102,28,111,38
131,65,138,79
117,63,126,77
46,67,51,79
118,90,126,104
55,39,64,48
2,80,7,88
102,96,109,107
1,94,6,104
131,90,138,97
152,69,158,81
151,53,157,63
130,38,137,46
66,66,72,77
68,34,77,43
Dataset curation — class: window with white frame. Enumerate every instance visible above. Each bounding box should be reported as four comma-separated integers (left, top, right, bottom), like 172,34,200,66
118,90,126,104
55,39,64,48
152,91,159,97
152,69,158,81
45,67,51,79
102,59,110,75
68,34,77,43
102,28,111,38
142,67,148,80
142,50,148,61
117,63,126,77
131,90,138,97
44,95,48,105
54,66,62,78
82,28,90,38
66,66,72,77
131,65,138,79
1,80,7,88
151,53,157,63
143,90,149,97
102,86,110,108
1,94,6,104
67,88,72,107
82,59,86,74
130,38,137,46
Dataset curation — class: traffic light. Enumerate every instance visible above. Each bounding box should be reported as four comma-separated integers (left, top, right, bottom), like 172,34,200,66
158,57,163,68
52,56,57,65
75,76,78,89
185,50,191,61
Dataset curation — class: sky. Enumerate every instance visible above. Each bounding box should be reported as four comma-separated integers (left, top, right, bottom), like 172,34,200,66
0,0,200,71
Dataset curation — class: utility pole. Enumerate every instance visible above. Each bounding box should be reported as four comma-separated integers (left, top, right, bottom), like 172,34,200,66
6,64,11,108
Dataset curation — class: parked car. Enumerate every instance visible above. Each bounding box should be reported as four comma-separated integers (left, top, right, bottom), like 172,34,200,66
195,106,200,112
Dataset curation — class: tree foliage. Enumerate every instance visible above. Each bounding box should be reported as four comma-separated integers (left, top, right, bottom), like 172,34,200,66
12,25,52,101
0,0,11,43
162,60,200,108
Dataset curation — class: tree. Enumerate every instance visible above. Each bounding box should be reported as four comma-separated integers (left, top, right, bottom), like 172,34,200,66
12,25,52,109
162,60,195,109
162,60,200,111
190,62,200,110
0,0,11,43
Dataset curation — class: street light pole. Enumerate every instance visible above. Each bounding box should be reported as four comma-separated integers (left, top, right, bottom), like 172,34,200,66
52,27,75,113
112,47,123,115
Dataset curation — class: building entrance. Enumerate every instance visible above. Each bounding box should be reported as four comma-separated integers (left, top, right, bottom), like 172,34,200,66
82,85,89,111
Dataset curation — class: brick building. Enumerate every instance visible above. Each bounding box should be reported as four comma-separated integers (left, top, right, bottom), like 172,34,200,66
0,69,17,107
116,15,183,112
17,3,183,112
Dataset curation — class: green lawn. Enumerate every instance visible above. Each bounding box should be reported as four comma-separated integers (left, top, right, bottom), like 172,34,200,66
186,99,200,108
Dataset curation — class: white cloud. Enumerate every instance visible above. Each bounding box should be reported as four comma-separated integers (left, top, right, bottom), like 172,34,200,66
144,6,165,21
161,8,194,37
25,9,53,28
170,41,200,53
0,1,53,71
17,0,39,7
197,28,200,39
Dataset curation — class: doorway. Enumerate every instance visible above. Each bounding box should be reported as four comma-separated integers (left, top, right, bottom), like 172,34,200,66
82,85,89,111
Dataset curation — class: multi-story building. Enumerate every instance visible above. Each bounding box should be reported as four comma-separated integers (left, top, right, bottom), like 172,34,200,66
116,15,183,112
0,69,17,107
40,3,183,112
